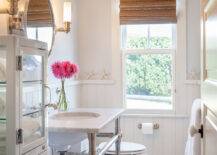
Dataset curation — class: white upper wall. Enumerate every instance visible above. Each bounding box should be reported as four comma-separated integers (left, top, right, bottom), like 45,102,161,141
48,0,79,82
186,0,201,80
77,0,112,79
48,0,80,108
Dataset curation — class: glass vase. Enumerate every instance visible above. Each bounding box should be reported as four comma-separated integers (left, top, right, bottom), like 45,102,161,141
57,80,68,111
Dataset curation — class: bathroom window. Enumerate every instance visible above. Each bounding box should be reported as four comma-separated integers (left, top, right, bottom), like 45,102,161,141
122,24,176,110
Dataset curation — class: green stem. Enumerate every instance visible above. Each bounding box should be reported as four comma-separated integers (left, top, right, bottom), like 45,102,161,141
57,79,68,111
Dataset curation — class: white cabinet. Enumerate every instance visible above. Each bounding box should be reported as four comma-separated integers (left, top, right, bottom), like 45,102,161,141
201,0,217,154
0,35,48,155
202,106,217,155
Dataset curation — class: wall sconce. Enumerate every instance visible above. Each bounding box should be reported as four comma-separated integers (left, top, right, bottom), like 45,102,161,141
56,1,71,33
0,0,10,13
0,0,23,33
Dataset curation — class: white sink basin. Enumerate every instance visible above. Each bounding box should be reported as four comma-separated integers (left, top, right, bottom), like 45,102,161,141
48,108,125,133
50,112,101,120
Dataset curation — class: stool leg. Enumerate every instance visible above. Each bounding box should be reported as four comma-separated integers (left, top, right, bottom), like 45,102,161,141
88,133,96,155
115,117,121,155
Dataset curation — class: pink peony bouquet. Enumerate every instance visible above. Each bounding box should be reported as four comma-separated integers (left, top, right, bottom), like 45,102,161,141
51,61,79,111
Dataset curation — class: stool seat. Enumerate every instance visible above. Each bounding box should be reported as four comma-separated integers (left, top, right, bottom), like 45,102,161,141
98,141,146,155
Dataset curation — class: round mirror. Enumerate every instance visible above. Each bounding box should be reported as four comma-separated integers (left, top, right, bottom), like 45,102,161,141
26,0,55,55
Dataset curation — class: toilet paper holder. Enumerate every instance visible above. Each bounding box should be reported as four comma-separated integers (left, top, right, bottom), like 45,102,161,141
137,123,160,130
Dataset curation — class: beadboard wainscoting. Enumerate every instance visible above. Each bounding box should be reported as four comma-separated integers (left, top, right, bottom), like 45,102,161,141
95,114,189,155
120,115,189,155
80,80,123,108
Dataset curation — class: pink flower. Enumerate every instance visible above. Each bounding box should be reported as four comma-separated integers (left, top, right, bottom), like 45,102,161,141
51,62,64,79
51,61,79,79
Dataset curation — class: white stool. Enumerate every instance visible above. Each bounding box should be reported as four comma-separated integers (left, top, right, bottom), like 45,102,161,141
98,141,147,155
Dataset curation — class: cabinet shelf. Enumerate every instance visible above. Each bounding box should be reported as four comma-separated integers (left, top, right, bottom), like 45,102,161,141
0,80,43,87
0,108,42,120
23,80,42,85
0,82,6,87
23,109,42,116
0,117,6,121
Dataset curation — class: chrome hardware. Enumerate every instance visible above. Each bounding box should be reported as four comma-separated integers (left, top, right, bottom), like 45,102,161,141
97,117,122,155
44,103,58,110
97,133,115,138
190,125,203,138
16,128,23,144
16,55,22,71
138,123,160,130
44,85,58,109
89,117,122,155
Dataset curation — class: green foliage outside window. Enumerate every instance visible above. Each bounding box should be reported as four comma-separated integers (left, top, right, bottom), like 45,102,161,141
127,36,172,49
126,36,172,97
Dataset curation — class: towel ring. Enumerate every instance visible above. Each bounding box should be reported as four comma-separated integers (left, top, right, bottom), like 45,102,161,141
189,125,203,138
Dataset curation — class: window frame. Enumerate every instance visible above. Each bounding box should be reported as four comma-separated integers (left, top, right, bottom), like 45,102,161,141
121,24,177,113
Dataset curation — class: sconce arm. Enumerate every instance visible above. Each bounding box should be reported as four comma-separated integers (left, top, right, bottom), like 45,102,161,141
56,21,71,33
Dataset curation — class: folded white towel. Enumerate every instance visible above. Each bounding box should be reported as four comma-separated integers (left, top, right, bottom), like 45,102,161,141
23,117,40,139
24,132,41,144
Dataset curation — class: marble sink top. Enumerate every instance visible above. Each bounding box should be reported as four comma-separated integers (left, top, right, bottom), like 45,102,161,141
50,111,101,120
48,108,125,133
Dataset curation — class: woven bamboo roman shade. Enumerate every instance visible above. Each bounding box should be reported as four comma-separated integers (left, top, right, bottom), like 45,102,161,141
120,0,177,25
27,0,53,27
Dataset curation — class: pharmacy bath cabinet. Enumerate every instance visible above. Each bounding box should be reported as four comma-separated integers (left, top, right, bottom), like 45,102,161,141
0,35,48,155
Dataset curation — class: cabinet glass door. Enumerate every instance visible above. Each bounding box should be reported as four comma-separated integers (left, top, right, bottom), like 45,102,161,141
0,48,6,154
22,54,45,148
204,110,217,155
204,0,217,80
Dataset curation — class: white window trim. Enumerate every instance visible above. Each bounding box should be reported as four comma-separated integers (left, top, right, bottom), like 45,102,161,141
121,25,177,114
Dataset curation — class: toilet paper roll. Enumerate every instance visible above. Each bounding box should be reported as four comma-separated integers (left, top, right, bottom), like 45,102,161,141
141,123,153,135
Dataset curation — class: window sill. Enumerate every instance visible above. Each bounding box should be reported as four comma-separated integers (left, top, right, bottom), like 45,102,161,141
121,112,189,119
123,108,175,115
122,104,187,118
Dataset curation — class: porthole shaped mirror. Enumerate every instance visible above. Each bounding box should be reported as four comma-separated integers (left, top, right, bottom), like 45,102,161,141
26,0,55,55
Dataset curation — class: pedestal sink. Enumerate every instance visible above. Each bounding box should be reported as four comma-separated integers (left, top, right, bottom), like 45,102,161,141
50,112,100,120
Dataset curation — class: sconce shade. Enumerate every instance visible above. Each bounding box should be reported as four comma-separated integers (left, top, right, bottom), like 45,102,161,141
63,1,71,22
0,0,10,13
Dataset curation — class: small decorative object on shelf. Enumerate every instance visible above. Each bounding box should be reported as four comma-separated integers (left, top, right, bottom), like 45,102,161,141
51,61,79,111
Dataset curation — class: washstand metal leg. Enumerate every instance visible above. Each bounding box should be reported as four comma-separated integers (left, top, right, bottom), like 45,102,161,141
115,117,121,155
88,133,96,155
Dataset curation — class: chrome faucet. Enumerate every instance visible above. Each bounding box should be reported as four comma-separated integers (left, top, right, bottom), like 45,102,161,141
45,103,58,110
44,85,58,109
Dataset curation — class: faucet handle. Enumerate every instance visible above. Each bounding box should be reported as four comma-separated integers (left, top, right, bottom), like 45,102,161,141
44,103,58,110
